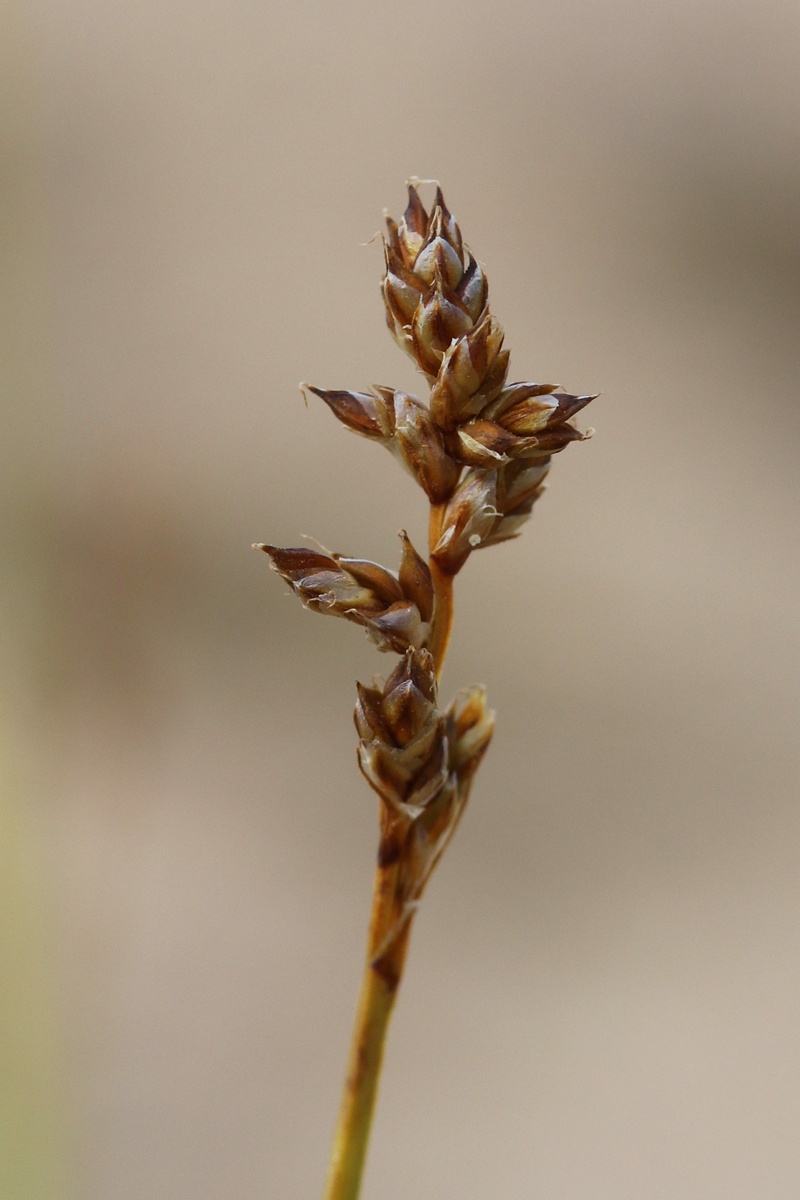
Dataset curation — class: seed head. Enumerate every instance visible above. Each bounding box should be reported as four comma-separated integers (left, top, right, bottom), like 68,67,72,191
431,469,499,574
479,459,553,548
383,185,488,379
355,649,448,820
445,684,495,783
450,386,595,467
382,183,595,516
428,311,508,430
255,183,597,1008
307,385,459,503
256,536,433,653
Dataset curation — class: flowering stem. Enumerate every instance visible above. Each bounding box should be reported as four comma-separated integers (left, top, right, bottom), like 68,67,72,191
322,840,412,1200
263,183,590,1200
428,503,455,679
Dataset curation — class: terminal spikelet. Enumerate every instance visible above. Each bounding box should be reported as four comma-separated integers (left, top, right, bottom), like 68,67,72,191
383,185,490,383
378,182,595,577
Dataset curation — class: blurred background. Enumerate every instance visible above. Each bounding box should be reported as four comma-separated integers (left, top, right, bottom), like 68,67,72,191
2,0,799,1196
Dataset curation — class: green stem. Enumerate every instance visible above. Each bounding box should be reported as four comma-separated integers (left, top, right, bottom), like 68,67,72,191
321,848,411,1200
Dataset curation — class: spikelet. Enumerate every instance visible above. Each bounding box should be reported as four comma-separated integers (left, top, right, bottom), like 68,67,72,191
306,385,459,504
383,185,491,386
355,649,447,822
355,651,495,959
256,532,433,653
379,183,594,577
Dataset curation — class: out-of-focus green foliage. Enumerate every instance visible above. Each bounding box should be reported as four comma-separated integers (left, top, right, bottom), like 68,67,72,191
0,744,69,1200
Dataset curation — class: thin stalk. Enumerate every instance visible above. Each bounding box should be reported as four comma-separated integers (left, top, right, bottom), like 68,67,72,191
427,503,455,679
322,848,412,1200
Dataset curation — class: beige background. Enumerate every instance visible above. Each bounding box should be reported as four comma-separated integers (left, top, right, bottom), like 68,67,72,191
2,0,799,1197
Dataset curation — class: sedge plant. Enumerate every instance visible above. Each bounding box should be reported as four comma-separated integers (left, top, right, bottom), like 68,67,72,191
255,181,596,1200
